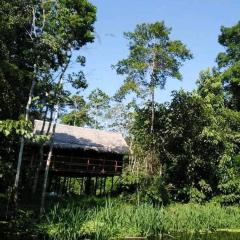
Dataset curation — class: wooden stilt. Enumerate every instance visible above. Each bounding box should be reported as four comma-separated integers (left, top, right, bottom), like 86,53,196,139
111,176,114,193
95,177,98,195
85,176,91,195
80,177,84,194
62,177,66,194
65,177,69,193
64,177,69,194
53,176,57,194
100,177,103,196
78,178,81,194
30,151,35,169
56,176,61,194
103,177,106,195
67,178,71,193
58,177,62,195
68,178,72,193
48,173,53,193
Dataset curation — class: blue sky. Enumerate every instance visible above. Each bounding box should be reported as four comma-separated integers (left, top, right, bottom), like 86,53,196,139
71,0,240,103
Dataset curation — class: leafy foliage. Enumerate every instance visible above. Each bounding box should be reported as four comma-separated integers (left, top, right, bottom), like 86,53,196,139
87,89,111,129
129,67,240,203
61,95,91,127
0,0,96,197
114,22,192,100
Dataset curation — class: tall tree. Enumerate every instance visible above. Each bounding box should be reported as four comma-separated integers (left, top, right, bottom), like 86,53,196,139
114,22,192,134
113,22,192,172
217,22,240,111
0,0,35,120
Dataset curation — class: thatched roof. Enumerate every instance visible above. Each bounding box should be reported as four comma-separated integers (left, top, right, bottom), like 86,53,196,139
33,120,129,154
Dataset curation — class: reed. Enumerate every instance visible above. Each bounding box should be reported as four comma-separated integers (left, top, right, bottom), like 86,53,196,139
40,199,240,240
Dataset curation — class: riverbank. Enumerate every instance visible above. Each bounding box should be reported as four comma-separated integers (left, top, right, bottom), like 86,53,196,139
38,197,240,240
1,196,240,240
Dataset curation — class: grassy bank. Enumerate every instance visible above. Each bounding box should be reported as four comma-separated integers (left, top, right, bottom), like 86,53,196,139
39,198,240,240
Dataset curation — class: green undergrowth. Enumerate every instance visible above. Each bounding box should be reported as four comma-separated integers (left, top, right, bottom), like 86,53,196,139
39,197,240,240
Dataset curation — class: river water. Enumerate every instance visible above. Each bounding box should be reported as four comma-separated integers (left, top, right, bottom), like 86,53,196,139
2,231,240,239
156,232,240,240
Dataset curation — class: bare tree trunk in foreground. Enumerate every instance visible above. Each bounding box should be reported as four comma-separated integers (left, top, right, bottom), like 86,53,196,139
14,67,36,206
40,61,69,214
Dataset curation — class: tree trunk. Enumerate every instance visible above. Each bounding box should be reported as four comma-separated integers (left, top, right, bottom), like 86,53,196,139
32,144,44,195
14,67,36,206
13,3,41,206
149,48,157,173
32,105,53,195
40,106,58,214
46,106,54,133
40,105,49,133
40,61,70,214
73,99,77,126
150,87,155,135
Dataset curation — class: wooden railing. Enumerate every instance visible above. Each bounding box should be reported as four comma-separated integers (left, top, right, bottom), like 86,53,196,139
24,151,123,176
50,157,122,176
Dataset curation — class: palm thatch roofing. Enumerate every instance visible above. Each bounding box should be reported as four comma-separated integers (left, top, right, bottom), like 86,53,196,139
33,120,129,154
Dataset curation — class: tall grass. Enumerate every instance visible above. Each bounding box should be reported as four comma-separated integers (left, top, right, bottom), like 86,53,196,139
40,199,240,240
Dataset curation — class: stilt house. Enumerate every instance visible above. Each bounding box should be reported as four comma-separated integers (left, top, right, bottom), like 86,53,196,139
24,120,129,195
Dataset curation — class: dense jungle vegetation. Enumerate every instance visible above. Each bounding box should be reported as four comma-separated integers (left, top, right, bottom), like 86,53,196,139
0,0,240,239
